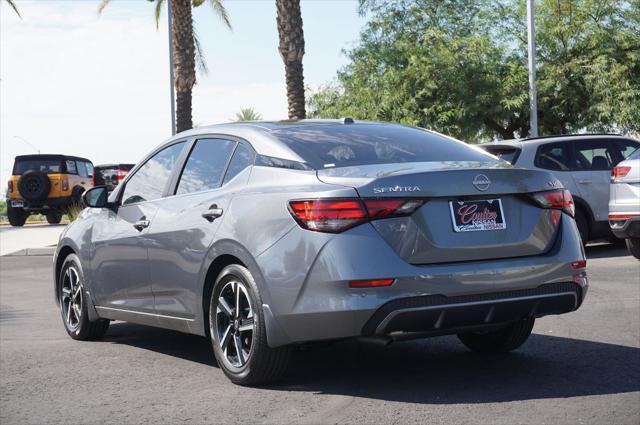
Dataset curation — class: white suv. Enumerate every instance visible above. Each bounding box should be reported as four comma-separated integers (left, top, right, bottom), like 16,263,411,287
609,148,640,258
480,135,639,243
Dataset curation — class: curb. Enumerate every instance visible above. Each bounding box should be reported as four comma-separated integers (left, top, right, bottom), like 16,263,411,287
4,246,57,257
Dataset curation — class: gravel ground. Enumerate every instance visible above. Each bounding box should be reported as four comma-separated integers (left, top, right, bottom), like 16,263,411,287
1,244,638,425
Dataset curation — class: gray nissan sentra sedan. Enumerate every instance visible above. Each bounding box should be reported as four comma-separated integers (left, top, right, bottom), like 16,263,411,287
53,120,587,385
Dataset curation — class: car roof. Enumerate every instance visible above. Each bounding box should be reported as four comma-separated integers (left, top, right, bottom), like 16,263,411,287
163,119,430,163
15,154,92,163
94,163,135,168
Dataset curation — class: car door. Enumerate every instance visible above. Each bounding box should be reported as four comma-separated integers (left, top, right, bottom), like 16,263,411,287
146,138,254,327
571,139,619,222
90,141,187,315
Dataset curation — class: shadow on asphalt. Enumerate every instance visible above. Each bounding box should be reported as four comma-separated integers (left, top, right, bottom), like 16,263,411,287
104,322,639,403
585,243,630,259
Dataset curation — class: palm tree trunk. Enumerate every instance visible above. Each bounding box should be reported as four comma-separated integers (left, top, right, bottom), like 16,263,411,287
171,0,196,132
276,0,306,119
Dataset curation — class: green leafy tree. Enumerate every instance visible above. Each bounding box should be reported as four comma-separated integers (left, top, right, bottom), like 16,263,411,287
310,0,640,140
99,0,231,133
234,107,262,121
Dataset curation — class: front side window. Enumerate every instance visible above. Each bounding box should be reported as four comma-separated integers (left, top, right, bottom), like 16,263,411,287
534,143,571,171
122,142,185,205
176,139,236,195
223,143,254,185
573,140,616,171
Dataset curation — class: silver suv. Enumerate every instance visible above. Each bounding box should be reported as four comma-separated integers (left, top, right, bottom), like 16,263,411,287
480,135,640,243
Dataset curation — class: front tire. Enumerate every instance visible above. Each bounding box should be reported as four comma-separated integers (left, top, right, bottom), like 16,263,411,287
209,264,290,386
457,318,535,354
58,254,110,340
7,204,27,226
626,238,640,260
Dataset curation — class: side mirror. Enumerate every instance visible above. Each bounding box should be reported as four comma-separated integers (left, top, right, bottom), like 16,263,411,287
83,186,109,208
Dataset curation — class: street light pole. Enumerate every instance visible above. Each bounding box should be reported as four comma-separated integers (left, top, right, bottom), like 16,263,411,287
527,0,538,138
167,0,176,136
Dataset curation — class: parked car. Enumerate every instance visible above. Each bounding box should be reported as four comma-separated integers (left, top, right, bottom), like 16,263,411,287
609,148,640,259
54,120,587,385
6,154,94,226
479,135,640,243
93,163,134,192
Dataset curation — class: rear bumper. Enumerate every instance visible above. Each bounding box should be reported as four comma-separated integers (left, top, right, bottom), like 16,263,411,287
7,196,75,211
258,214,587,347
609,215,640,239
362,282,583,336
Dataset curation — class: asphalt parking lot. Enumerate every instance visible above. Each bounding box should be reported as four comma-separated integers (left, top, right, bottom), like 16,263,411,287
0,244,638,425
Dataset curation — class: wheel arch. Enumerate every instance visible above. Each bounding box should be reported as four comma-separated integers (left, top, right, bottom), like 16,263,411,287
199,239,290,347
54,245,76,306
572,195,593,237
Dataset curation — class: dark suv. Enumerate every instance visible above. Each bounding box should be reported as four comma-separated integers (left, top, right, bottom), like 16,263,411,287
6,154,94,226
93,163,134,192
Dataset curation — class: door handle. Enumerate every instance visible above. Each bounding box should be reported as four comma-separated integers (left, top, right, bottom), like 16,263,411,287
133,219,150,231
202,205,223,222
578,180,592,184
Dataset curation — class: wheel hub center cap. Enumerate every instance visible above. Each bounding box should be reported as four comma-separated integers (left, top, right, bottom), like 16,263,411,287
234,319,240,330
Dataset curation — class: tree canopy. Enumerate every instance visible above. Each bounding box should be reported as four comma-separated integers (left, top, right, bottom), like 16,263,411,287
308,0,640,141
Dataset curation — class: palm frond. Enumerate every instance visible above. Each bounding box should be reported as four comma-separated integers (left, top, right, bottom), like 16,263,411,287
154,0,166,29
6,0,22,18
193,28,209,75
204,0,232,30
97,0,110,15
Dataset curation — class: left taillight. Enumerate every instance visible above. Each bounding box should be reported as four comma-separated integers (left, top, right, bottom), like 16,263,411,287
529,189,575,217
611,166,631,182
8,180,13,194
288,198,424,233
61,177,69,191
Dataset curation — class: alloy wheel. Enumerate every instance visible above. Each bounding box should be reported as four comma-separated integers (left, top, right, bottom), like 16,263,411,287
61,266,83,331
214,280,255,368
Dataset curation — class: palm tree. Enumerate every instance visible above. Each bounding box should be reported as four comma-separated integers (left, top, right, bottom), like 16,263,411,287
5,0,21,17
276,0,306,119
99,0,231,133
234,107,262,121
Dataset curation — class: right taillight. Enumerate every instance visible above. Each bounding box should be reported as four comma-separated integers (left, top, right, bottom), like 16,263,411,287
288,198,424,233
611,166,631,182
116,169,128,180
530,189,575,217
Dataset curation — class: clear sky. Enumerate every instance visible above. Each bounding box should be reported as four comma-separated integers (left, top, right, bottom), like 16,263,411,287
0,0,365,192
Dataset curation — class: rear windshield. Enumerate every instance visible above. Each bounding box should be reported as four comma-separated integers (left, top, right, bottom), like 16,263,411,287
13,159,64,174
481,146,521,164
274,125,497,169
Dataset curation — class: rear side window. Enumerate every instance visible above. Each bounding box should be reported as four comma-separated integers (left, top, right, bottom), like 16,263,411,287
274,125,496,169
85,162,94,177
482,146,521,164
176,138,236,195
122,142,186,205
222,143,254,185
66,160,77,174
13,159,63,174
573,140,617,171
613,139,639,160
76,161,88,177
534,143,572,171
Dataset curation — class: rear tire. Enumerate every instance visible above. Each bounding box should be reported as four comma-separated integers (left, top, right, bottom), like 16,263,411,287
46,211,62,224
209,264,291,386
626,238,640,260
7,205,27,227
457,318,535,354
574,209,589,245
58,253,110,340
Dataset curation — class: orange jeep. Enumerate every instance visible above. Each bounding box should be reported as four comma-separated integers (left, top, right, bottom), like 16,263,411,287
6,154,94,226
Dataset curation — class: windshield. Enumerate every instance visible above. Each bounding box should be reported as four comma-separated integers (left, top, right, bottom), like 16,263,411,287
13,159,63,174
273,125,497,169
